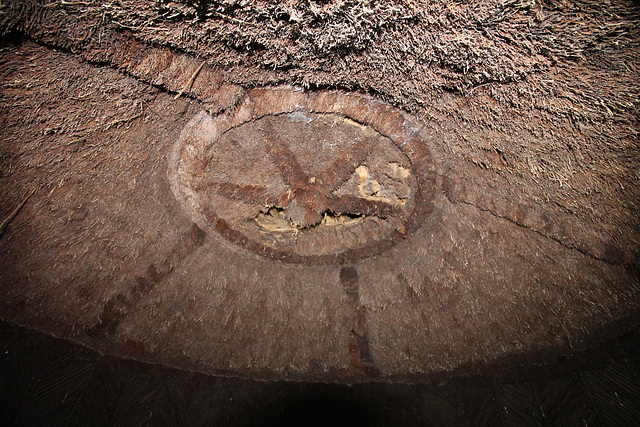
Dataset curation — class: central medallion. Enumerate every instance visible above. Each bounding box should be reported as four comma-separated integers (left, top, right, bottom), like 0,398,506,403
169,88,435,264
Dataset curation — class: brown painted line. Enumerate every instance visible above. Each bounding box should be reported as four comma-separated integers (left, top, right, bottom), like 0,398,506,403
260,120,309,189
314,138,372,195
326,195,399,219
339,267,378,375
440,175,618,266
19,6,231,109
203,204,405,265
204,182,279,206
187,90,438,265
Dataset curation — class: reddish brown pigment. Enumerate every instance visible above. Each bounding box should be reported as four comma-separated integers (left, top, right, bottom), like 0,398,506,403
0,0,638,383
170,90,436,264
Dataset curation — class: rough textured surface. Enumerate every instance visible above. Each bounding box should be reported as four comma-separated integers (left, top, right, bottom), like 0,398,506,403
3,322,640,426
0,0,639,383
170,89,435,264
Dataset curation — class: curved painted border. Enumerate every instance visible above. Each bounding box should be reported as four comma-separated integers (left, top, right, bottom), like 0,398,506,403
169,88,437,265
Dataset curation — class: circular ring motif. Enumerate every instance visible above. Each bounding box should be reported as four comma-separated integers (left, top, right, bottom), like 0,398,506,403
169,89,436,264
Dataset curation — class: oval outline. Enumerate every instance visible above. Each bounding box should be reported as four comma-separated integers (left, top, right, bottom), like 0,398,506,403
169,88,437,265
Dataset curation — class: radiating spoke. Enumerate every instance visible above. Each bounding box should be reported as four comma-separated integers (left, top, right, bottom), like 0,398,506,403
201,181,279,205
326,195,399,218
262,120,309,189
204,123,392,225
314,138,372,195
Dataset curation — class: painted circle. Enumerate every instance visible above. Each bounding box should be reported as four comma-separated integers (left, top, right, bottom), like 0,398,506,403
169,89,436,264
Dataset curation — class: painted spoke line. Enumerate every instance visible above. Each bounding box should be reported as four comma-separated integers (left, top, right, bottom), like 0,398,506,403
199,181,279,205
261,121,309,190
206,124,380,222
326,195,398,218
314,138,372,197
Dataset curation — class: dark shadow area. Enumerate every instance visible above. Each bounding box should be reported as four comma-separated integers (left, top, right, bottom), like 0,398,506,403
1,320,639,426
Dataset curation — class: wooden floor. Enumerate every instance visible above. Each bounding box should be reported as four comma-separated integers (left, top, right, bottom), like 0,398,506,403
1,322,639,426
